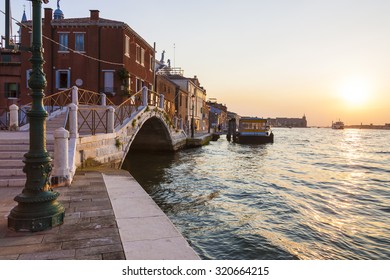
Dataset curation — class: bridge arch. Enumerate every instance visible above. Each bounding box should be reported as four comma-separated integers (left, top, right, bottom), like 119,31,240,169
128,116,174,153
119,109,185,169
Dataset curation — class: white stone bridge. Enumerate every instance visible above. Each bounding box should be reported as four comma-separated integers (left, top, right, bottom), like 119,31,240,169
0,87,187,187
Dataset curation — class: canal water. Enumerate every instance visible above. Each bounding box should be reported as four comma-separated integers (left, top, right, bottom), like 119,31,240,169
124,128,390,260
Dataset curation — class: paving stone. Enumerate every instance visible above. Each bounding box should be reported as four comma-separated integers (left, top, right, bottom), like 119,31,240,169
80,209,114,218
18,249,76,260
75,243,123,257
0,255,18,260
123,237,199,260
116,216,181,242
60,218,116,233
70,200,111,208
43,227,119,243
5,226,60,237
63,217,91,225
62,236,121,250
103,251,126,260
75,204,112,212
0,235,43,247
0,242,62,256
75,254,103,260
65,212,81,219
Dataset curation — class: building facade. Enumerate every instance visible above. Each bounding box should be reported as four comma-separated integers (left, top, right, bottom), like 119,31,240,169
0,49,21,129
19,8,155,105
267,115,307,127
207,100,228,131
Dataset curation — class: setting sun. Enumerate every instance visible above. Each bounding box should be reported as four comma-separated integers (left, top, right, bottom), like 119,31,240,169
339,79,371,107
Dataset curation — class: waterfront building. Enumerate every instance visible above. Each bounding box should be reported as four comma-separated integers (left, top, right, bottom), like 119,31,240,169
170,75,208,133
155,74,177,118
267,115,307,127
207,100,228,132
18,6,155,105
0,49,21,109
155,57,207,133
0,48,22,129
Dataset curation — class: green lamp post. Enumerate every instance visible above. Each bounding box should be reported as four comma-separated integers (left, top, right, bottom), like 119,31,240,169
8,0,65,232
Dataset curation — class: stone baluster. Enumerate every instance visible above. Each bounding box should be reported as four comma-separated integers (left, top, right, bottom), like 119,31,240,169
101,93,106,106
107,106,115,133
142,86,148,106
159,94,165,109
72,86,79,105
9,104,19,131
68,103,79,138
52,127,70,187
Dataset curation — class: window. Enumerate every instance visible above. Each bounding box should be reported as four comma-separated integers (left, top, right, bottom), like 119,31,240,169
1,54,11,63
103,71,114,93
56,70,70,89
136,44,145,66
135,78,144,92
149,55,153,71
75,33,85,52
125,35,130,57
4,83,20,98
141,48,145,65
58,33,69,52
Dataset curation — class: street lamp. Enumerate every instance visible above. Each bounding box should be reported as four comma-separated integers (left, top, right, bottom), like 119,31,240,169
191,94,195,138
8,0,65,232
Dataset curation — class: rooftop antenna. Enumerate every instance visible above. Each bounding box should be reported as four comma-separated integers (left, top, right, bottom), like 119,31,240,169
173,43,176,68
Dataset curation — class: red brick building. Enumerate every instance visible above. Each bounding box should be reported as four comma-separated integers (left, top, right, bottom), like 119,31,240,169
155,74,177,117
19,8,155,105
0,49,21,109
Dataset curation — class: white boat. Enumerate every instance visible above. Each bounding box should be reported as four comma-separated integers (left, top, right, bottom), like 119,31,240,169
332,120,344,129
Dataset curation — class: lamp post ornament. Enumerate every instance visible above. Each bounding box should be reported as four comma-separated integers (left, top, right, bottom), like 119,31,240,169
8,0,65,232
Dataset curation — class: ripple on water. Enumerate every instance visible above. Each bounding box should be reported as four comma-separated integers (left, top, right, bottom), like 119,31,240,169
125,129,390,259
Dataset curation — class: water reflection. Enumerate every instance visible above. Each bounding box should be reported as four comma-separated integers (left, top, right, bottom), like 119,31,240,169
123,129,390,260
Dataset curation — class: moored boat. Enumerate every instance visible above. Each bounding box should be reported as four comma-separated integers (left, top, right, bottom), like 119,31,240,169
235,117,274,144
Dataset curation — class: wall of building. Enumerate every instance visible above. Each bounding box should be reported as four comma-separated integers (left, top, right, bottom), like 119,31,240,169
19,8,154,105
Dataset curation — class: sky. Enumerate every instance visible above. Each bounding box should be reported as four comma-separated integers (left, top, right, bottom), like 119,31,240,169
2,0,390,126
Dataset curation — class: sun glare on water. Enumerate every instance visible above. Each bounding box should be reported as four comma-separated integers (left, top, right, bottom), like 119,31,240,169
339,79,371,107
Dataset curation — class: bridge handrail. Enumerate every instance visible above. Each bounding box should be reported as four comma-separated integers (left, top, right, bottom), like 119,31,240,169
0,107,9,130
113,89,143,128
18,88,73,127
148,89,161,107
17,87,116,128
78,88,116,106
78,106,109,135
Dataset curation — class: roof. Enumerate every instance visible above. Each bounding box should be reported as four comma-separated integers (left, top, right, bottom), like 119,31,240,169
22,17,153,50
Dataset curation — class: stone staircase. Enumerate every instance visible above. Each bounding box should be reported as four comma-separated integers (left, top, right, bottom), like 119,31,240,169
0,112,64,188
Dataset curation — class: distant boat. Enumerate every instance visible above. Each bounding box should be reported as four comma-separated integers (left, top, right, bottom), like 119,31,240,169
332,120,344,129
235,117,274,144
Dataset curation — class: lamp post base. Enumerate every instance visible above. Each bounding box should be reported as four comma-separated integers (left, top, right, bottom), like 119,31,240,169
8,192,65,232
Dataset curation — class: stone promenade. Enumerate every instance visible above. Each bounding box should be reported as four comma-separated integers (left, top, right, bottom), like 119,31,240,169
0,169,199,260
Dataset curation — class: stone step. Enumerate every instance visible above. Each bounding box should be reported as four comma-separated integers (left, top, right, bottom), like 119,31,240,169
0,151,26,159
0,138,54,144
0,144,54,152
0,177,26,188
0,168,25,177
0,160,24,167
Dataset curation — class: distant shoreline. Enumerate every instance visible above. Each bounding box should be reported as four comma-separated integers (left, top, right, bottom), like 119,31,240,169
344,125,390,130
276,126,390,130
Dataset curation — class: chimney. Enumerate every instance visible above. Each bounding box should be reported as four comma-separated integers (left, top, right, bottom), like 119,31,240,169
44,8,53,24
90,10,100,20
